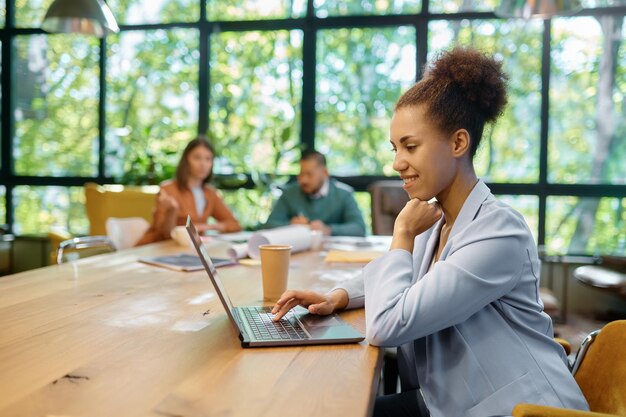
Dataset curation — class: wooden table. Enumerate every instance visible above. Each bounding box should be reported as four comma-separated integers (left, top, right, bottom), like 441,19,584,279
0,241,381,417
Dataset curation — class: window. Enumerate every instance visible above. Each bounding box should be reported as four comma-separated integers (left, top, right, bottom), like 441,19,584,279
209,30,303,175
208,0,306,20
550,16,626,185
314,0,420,17
14,34,100,177
0,1,624,255
106,29,200,183
13,186,86,235
316,26,416,176
109,0,201,25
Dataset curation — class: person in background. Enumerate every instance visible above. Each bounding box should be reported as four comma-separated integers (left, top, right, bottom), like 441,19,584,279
264,150,366,237
136,137,242,245
270,47,588,417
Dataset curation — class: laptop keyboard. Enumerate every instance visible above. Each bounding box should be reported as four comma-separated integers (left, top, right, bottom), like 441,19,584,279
242,306,309,341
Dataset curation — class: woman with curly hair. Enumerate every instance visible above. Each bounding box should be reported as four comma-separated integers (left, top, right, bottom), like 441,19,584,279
271,47,589,417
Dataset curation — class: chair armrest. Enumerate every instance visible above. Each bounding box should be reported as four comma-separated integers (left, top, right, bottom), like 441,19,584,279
513,404,617,417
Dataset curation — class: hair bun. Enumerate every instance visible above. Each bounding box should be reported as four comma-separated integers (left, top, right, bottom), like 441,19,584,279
425,47,508,123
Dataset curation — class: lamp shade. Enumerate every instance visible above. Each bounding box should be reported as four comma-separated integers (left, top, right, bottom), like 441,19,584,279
41,0,119,37
495,0,582,19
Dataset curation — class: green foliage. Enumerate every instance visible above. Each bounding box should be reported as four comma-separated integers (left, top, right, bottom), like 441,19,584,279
13,186,87,235
15,0,53,28
209,30,302,175
314,0,420,17
429,0,499,13
14,34,100,176
550,16,626,184
106,29,200,183
315,26,415,176
0,186,5,225
547,197,626,255
107,0,200,24
0,0,5,27
208,0,306,20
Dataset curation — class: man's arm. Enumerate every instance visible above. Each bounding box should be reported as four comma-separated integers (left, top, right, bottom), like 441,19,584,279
264,194,292,229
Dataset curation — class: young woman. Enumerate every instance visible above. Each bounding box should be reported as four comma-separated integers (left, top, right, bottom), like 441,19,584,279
136,137,241,245
271,48,589,417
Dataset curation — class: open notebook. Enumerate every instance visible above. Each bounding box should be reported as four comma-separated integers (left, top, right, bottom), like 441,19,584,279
139,253,235,272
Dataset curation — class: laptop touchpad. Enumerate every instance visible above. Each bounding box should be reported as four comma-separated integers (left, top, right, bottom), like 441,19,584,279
300,314,343,328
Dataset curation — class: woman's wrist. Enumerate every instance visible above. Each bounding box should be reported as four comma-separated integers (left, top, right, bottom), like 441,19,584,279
391,227,415,252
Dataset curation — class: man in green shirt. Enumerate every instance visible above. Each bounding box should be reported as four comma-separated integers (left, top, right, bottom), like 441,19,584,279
264,150,366,236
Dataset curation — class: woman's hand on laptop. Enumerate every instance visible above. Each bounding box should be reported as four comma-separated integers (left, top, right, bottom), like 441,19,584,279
271,289,349,322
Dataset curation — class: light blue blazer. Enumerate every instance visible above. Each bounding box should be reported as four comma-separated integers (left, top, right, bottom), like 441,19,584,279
337,180,588,417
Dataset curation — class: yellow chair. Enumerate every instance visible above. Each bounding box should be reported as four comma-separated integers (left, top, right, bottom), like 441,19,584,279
513,320,626,417
48,227,73,265
84,182,159,236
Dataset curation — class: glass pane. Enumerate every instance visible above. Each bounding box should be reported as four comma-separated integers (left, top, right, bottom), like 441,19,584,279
429,0,497,13
354,191,372,235
220,188,276,230
107,29,199,183
0,0,5,27
209,30,303,175
314,0,420,17
316,27,416,176
208,0,306,20
429,19,543,183
13,186,88,235
546,196,626,255
108,0,200,25
14,35,100,176
496,195,539,242
0,186,5,226
0,41,2,169
15,0,54,28
549,16,626,185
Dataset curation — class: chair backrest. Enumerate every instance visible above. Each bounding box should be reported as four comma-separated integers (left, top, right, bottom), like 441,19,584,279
105,217,150,250
84,182,159,236
572,320,626,414
56,236,116,265
368,180,410,235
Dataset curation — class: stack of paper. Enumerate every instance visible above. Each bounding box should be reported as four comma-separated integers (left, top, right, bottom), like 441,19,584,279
324,250,386,263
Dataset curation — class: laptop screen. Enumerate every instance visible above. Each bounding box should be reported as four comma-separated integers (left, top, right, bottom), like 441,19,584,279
186,217,240,329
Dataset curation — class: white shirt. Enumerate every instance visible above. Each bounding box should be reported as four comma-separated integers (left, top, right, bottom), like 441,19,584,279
309,179,329,199
190,186,206,216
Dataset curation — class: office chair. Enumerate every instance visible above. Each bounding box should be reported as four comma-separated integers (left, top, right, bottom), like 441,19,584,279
56,236,116,265
513,320,626,417
573,256,626,319
368,180,409,236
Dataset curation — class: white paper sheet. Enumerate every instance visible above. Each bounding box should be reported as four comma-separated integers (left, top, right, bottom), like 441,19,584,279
226,242,249,260
247,225,312,259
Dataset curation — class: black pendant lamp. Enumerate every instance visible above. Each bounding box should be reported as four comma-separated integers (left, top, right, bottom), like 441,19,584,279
41,0,119,37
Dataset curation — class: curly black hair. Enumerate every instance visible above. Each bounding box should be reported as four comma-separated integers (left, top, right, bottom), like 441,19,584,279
396,47,508,157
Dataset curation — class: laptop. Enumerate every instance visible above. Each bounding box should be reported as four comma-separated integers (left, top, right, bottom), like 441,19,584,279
185,216,365,347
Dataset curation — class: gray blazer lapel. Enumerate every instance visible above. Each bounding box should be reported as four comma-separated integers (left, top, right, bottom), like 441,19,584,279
416,218,444,280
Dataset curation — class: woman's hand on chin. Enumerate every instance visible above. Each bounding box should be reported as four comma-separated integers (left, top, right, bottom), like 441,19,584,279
391,199,442,252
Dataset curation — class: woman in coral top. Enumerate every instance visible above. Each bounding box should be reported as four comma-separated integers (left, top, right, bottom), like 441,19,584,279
136,137,242,245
